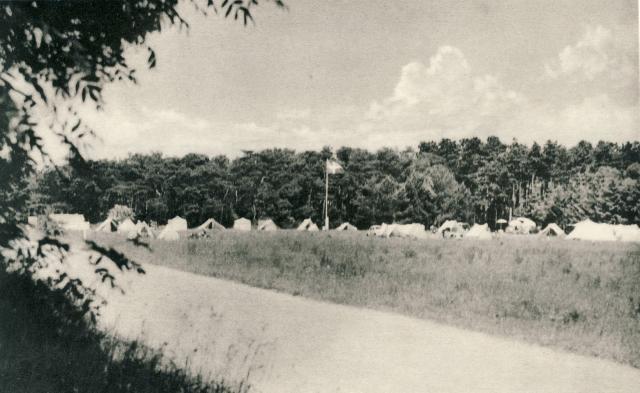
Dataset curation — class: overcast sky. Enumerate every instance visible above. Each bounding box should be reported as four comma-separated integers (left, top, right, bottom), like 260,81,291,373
59,0,638,160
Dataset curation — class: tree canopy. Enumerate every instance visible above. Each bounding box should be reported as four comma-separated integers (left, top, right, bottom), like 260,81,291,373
29,139,640,230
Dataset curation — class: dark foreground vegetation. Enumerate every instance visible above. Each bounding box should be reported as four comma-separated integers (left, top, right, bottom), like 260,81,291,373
30,139,640,230
0,268,238,393
91,231,640,368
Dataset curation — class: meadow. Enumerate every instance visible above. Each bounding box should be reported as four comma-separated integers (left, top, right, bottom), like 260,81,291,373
90,231,640,368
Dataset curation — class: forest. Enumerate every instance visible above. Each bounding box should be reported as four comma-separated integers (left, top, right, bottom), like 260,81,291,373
28,137,640,230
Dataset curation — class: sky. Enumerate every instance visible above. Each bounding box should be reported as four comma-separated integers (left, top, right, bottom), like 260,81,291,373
49,0,639,160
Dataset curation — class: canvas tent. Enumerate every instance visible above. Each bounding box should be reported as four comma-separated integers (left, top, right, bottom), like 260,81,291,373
506,217,537,234
613,224,640,242
257,219,279,231
465,223,492,240
158,229,180,241
117,218,137,234
196,218,226,231
158,216,188,240
335,222,358,231
49,214,90,231
437,220,466,238
297,218,319,231
96,217,118,232
367,225,382,236
233,218,252,231
166,216,188,231
539,223,565,237
135,221,155,238
566,220,617,241
389,223,428,239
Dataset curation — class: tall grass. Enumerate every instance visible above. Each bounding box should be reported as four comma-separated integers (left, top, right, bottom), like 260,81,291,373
91,231,640,368
0,267,241,393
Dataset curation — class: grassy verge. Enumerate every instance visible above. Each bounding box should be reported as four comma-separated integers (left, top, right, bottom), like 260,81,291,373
90,231,640,368
0,267,240,393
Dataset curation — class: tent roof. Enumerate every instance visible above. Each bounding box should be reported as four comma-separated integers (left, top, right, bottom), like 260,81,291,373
540,223,565,237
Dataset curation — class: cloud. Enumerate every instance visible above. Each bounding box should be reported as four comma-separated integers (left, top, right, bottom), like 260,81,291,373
545,25,635,82
546,94,638,144
40,42,636,164
363,46,525,141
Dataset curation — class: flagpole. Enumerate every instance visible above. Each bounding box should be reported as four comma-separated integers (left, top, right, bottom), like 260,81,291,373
324,159,329,230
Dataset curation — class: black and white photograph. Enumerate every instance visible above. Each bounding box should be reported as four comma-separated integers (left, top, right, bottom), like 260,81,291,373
1,1,639,392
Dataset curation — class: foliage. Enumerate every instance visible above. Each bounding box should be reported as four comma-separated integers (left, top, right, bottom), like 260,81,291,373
29,139,640,230
0,267,241,393
0,1,280,389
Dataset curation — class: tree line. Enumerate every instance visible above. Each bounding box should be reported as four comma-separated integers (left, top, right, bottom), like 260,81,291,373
28,137,640,230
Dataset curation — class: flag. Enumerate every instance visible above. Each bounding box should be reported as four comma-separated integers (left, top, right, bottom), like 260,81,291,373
326,159,344,175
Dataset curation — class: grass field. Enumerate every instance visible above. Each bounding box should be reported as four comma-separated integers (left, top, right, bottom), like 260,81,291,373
89,230,640,368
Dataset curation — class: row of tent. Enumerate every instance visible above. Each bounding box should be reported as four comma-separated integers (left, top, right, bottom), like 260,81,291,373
91,216,357,241
36,213,640,242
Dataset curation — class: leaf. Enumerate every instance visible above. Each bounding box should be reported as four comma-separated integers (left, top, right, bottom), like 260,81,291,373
147,48,156,69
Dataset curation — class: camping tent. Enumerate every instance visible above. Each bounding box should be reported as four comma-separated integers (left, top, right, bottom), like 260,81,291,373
196,218,226,231
388,223,427,239
539,223,565,237
465,223,492,240
257,219,279,231
158,216,188,239
49,214,90,231
166,216,188,231
437,220,466,238
96,218,118,232
335,222,358,231
233,218,252,231
297,218,319,231
158,229,180,241
367,225,382,236
117,218,137,234
566,220,617,241
506,217,536,234
613,224,640,242
135,221,155,238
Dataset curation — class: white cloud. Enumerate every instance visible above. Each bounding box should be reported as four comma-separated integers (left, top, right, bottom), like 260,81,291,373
364,45,525,140
545,25,635,81
38,41,637,164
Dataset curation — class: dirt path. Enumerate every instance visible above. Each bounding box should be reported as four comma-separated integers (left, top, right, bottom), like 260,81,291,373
64,248,640,393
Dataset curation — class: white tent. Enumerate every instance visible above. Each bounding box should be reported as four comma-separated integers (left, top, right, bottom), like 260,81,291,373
233,218,252,231
506,217,536,234
49,213,90,231
135,221,155,238
465,223,492,240
566,220,617,241
297,218,319,231
196,218,226,231
257,219,279,231
388,223,428,239
158,229,180,241
437,220,466,238
166,216,188,231
539,223,565,237
366,225,382,236
613,224,640,242
335,222,358,231
117,218,137,234
96,217,117,232
158,216,187,239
